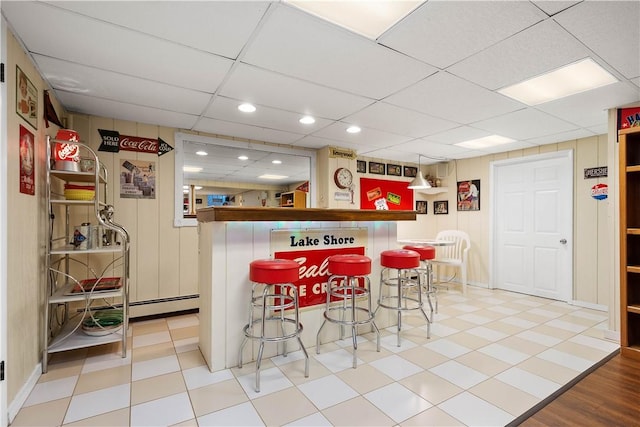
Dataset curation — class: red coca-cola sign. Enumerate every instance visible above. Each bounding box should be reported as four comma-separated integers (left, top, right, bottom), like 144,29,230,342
275,247,365,308
119,135,158,154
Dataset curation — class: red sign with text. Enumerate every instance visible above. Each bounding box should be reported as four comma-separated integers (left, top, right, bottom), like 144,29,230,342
275,246,365,308
118,135,158,154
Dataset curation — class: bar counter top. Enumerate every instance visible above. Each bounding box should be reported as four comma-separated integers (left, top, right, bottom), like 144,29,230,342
196,206,416,222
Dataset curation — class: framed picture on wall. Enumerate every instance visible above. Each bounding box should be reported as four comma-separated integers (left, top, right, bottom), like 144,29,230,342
357,160,367,173
415,200,427,214
457,179,480,211
403,166,417,178
387,164,401,176
16,65,38,130
369,161,385,175
434,200,448,215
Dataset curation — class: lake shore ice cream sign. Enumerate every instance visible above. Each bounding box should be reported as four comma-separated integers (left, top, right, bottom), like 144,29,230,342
271,228,368,308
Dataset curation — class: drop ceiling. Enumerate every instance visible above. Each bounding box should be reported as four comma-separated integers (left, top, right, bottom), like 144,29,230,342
2,0,639,175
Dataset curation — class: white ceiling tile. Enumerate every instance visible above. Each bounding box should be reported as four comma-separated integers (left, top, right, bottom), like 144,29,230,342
291,135,344,150
242,4,436,99
310,122,412,147
531,1,581,16
475,140,537,154
422,126,493,146
587,124,608,136
473,108,579,140
355,149,418,164
34,55,212,115
535,81,640,128
632,77,640,89
385,72,524,123
554,1,640,79
204,96,332,135
448,19,591,90
380,1,545,68
193,117,303,145
343,102,460,139
219,64,373,119
3,1,232,92
56,92,199,129
525,129,598,145
393,140,476,160
46,1,268,58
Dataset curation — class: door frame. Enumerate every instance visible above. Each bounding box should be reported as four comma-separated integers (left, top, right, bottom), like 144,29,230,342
489,150,574,301
1,15,8,427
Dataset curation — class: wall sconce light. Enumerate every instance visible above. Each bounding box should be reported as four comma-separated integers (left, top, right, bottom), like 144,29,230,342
407,154,431,189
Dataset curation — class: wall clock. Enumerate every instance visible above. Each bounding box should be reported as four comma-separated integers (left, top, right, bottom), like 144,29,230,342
333,167,353,189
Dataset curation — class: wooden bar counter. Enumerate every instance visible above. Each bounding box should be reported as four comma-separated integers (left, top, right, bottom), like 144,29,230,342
197,206,416,372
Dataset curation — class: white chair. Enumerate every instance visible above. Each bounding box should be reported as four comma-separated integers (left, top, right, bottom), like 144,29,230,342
431,230,470,295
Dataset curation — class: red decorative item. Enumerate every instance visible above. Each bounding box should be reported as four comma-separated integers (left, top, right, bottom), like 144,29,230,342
53,129,81,171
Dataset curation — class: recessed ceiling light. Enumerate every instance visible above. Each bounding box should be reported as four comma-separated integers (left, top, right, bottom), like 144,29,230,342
195,150,208,156
183,166,203,173
194,186,203,190
272,160,282,164
183,189,189,194
299,116,316,124
498,58,617,105
183,185,189,190
454,135,515,149
346,125,361,134
238,155,249,160
259,174,289,180
238,103,256,113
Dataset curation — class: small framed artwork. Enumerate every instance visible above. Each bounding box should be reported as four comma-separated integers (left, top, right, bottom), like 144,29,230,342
357,160,367,173
369,161,385,175
387,164,401,176
404,166,417,178
457,179,480,211
433,200,448,215
16,65,38,130
415,200,427,214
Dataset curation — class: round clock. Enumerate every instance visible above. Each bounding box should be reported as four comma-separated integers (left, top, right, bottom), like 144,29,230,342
334,167,353,189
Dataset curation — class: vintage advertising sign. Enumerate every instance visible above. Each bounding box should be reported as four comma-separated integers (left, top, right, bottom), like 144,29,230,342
271,228,368,308
591,183,608,200
619,107,640,130
359,177,414,211
98,129,174,156
328,146,357,160
19,125,35,195
584,166,608,179
120,159,156,199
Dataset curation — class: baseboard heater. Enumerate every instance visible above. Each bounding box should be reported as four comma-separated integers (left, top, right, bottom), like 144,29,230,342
76,294,199,317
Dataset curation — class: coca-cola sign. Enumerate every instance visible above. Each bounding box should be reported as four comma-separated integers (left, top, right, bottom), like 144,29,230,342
54,142,80,162
119,136,158,154
98,129,174,156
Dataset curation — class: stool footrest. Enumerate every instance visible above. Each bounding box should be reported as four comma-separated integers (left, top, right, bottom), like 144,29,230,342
242,318,303,342
323,306,376,326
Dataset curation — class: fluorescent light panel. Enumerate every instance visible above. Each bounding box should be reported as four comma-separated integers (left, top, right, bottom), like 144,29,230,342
259,174,289,180
183,166,203,173
455,135,515,149
498,58,617,106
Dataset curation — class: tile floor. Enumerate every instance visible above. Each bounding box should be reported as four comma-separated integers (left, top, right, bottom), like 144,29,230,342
11,287,618,426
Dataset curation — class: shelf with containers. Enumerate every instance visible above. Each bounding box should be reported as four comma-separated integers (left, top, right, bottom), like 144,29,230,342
44,134,130,372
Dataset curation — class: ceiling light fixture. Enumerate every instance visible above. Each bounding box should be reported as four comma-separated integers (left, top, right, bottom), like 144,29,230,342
272,160,282,164
238,103,256,113
238,155,249,160
195,150,208,156
498,58,617,105
258,174,289,180
194,186,203,190
346,125,361,134
183,166,203,173
454,135,515,150
407,154,431,190
299,116,316,124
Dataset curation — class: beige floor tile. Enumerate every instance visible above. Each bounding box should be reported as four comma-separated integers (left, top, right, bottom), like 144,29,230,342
177,349,206,370
253,386,318,425
514,311,549,324
131,371,187,405
497,336,548,356
170,325,199,341
558,313,604,327
323,396,395,426
552,340,611,361
469,378,541,416
471,308,510,321
400,371,463,405
336,364,394,394
132,319,169,336
48,348,88,364
132,341,176,363
39,359,84,383
402,313,429,327
63,407,129,426
438,317,477,331
75,365,131,394
86,340,129,358
528,324,576,340
343,339,394,363
447,331,492,350
188,378,248,417
455,351,511,377
402,405,465,426
11,397,69,426
487,320,527,335
517,357,580,385
397,346,449,369
279,356,331,385
170,418,198,427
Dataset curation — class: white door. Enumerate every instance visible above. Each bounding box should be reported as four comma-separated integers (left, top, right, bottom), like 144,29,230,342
1,16,8,427
491,151,573,301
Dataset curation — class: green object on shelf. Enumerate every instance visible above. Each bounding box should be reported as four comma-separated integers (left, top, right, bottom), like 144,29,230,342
82,309,123,328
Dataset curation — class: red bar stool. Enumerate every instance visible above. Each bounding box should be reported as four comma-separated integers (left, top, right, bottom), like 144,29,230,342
403,244,437,316
316,254,380,368
238,259,309,392
376,249,431,346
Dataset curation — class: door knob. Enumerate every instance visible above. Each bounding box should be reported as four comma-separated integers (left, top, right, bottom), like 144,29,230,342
560,239,567,244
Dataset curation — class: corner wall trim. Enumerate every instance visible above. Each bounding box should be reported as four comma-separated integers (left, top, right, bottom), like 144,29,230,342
8,363,41,423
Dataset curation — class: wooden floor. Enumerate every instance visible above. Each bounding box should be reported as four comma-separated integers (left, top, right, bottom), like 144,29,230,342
519,353,640,426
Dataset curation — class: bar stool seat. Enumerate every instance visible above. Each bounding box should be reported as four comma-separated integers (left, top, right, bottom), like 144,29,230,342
317,254,380,368
238,259,309,392
376,249,431,346
403,245,438,315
